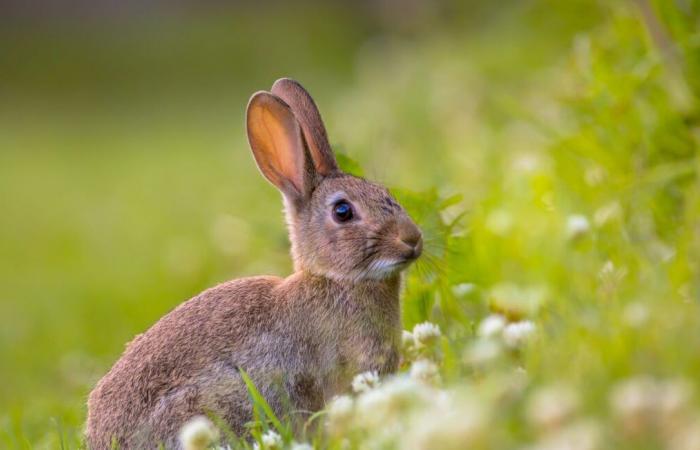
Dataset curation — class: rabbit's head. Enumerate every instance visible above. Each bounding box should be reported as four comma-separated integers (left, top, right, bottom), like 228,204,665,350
246,78,422,281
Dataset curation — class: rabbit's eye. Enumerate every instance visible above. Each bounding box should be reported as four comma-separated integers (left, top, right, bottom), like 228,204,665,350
333,201,354,223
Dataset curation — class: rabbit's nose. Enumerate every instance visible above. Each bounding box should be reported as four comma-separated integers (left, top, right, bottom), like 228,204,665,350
398,222,423,259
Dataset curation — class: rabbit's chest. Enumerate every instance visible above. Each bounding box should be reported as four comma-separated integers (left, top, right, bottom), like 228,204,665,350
316,319,400,392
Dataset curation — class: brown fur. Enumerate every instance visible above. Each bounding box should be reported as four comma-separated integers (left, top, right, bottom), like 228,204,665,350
85,79,422,449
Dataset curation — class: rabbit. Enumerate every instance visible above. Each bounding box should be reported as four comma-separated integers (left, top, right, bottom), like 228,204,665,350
85,78,423,449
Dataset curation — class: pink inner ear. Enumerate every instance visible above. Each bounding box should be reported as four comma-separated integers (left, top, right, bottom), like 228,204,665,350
248,95,306,196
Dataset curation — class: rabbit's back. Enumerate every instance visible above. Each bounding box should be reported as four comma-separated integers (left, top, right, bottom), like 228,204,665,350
86,276,283,449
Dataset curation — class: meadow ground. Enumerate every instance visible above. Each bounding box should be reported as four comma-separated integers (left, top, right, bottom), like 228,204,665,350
1,1,700,448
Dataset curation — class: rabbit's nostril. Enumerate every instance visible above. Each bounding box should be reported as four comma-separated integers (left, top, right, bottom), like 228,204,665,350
401,234,421,249
399,225,421,246
413,238,423,257
398,229,423,259
397,218,422,258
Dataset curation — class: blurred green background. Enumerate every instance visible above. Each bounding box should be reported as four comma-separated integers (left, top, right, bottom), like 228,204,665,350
1,0,699,447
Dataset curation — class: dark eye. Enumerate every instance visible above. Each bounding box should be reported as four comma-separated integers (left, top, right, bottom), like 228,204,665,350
333,201,354,223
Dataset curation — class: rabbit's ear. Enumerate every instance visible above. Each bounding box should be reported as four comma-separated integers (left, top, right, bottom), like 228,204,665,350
247,92,312,199
271,78,339,176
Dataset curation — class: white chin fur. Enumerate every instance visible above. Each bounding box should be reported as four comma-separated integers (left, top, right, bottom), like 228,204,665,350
318,259,408,282
363,258,407,280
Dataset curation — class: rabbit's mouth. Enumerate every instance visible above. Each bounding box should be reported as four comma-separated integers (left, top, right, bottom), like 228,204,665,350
364,257,415,279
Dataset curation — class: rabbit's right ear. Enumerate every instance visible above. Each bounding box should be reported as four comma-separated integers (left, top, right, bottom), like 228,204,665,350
271,78,339,176
246,92,311,200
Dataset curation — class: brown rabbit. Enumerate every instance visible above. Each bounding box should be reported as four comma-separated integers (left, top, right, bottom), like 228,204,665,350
85,78,423,449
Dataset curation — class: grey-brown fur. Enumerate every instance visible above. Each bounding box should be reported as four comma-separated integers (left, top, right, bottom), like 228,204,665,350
85,78,422,449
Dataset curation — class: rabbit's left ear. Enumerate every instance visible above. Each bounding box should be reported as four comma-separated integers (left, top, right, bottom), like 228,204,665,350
246,91,315,201
271,78,339,176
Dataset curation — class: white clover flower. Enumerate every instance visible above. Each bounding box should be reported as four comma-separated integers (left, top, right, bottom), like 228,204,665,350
253,430,283,450
477,314,506,338
566,214,590,240
404,397,487,450
352,370,380,394
503,320,536,348
527,384,580,431
410,359,441,385
463,338,503,366
657,378,693,421
327,395,354,423
355,376,430,428
355,384,393,426
531,419,601,450
610,376,700,442
609,376,657,435
290,442,314,450
412,322,441,349
179,416,219,450
434,389,453,410
402,329,415,347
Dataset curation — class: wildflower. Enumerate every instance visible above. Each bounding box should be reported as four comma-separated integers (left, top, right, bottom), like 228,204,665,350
657,379,694,432
527,384,580,431
658,379,693,415
463,339,502,366
503,320,536,348
355,376,431,428
253,430,283,450
412,322,441,349
179,416,219,450
404,397,487,450
609,376,657,435
566,214,590,240
477,314,506,338
327,395,354,426
401,330,416,358
531,419,601,450
410,359,441,385
352,371,380,394
608,376,693,437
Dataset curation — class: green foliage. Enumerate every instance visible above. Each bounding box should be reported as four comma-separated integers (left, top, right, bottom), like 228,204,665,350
239,369,290,443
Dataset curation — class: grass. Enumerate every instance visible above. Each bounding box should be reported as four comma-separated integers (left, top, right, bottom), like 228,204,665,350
1,0,699,448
